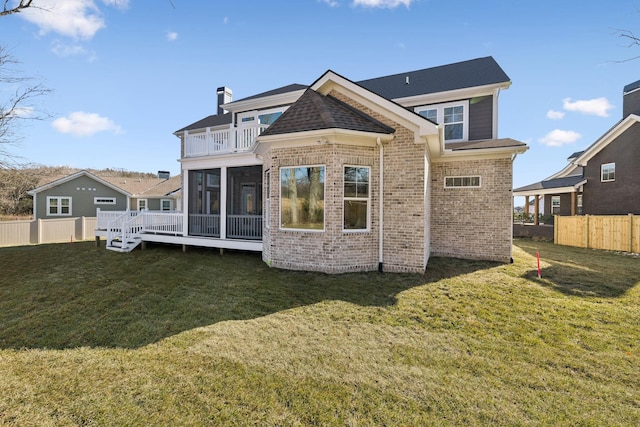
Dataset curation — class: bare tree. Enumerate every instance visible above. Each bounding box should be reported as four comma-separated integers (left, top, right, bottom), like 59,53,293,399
1,0,33,16
0,46,51,167
613,29,640,62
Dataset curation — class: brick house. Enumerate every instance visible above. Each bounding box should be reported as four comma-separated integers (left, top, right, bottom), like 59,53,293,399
514,79,640,219
97,57,527,273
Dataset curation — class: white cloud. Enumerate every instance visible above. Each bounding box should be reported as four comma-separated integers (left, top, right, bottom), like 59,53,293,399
18,0,127,40
352,0,413,7
546,110,565,120
322,0,340,6
52,112,123,136
562,97,613,117
9,107,35,118
223,16,229,24
166,31,178,41
539,129,581,147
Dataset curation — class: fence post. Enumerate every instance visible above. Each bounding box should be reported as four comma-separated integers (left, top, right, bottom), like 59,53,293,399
37,218,42,244
81,216,86,240
629,213,634,253
554,215,558,243
585,215,590,249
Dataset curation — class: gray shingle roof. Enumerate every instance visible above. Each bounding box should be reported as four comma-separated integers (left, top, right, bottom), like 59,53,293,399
513,175,585,193
175,113,232,133
446,138,527,151
357,56,510,100
233,83,308,103
260,89,395,137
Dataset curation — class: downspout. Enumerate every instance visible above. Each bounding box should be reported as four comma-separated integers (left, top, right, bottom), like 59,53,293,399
376,137,384,272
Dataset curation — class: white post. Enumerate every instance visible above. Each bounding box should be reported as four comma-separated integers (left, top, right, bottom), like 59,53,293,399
220,166,227,239
182,171,189,236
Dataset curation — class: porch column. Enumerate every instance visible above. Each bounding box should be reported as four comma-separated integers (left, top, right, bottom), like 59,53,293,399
524,196,530,217
220,166,227,239
534,195,539,225
571,192,576,216
182,172,189,236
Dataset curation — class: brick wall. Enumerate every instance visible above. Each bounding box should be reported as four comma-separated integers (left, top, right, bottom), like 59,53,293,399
430,158,513,262
261,89,429,274
263,144,380,273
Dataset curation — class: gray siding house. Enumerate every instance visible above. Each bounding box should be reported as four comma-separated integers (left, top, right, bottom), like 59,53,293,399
28,171,181,220
514,80,640,218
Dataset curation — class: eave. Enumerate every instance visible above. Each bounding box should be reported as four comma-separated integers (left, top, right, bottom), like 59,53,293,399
393,81,511,108
221,89,306,113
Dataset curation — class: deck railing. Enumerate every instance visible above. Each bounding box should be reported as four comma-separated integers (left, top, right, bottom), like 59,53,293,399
189,214,220,237
227,214,262,240
184,124,269,157
98,210,262,241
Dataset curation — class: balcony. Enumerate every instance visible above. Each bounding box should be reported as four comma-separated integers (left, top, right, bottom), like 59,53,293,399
184,124,268,158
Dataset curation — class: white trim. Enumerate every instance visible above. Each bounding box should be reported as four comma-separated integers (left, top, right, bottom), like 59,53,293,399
160,198,173,211
94,197,116,205
415,100,469,142
444,176,481,189
222,89,306,113
342,165,371,232
601,162,615,182
46,196,72,216
392,82,511,108
575,114,640,166
137,198,148,211
279,164,326,232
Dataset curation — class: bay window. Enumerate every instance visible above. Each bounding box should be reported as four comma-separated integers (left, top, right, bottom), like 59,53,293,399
280,166,325,230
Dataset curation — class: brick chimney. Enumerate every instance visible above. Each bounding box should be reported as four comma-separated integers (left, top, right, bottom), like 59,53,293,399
217,86,232,115
623,79,640,118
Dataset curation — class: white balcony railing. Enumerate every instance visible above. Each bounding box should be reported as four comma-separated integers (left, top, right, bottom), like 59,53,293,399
184,124,269,158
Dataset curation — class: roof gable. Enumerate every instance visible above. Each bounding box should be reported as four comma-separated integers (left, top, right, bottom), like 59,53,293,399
28,170,131,196
574,114,640,165
260,89,395,137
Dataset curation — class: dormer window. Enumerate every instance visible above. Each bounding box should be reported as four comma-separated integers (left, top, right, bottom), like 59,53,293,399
415,100,469,142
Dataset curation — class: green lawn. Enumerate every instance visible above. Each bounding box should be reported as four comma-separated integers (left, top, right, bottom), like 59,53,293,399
0,239,638,426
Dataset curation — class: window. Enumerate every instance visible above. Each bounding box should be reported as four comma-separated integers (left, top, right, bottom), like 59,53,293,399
343,166,370,231
551,196,560,214
137,199,147,211
265,170,271,228
94,197,116,205
444,176,481,188
416,100,469,142
280,166,325,230
161,199,172,211
601,163,615,182
47,196,72,216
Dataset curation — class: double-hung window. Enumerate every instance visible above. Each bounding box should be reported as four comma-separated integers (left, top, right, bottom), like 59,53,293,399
47,196,72,216
137,199,147,211
161,199,172,211
280,166,325,230
601,163,615,182
415,100,469,142
551,196,561,214
343,166,370,231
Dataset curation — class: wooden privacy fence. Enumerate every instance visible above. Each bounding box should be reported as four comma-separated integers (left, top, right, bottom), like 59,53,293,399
555,214,640,253
0,217,97,247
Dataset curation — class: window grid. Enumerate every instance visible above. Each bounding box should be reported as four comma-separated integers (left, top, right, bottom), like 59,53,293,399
47,196,72,216
601,163,615,182
444,176,481,188
343,166,370,231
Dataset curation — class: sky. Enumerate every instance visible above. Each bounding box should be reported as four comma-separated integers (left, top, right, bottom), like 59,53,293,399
2,0,639,202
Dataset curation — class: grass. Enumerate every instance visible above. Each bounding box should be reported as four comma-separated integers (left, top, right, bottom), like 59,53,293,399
0,239,638,425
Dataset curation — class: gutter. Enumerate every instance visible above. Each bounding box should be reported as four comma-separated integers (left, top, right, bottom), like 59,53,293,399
376,137,384,272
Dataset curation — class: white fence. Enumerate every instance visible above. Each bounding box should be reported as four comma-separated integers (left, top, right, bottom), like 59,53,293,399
0,217,97,247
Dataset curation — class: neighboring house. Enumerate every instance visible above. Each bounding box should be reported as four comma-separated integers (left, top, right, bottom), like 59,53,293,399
98,57,528,273
514,80,640,219
28,170,181,219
